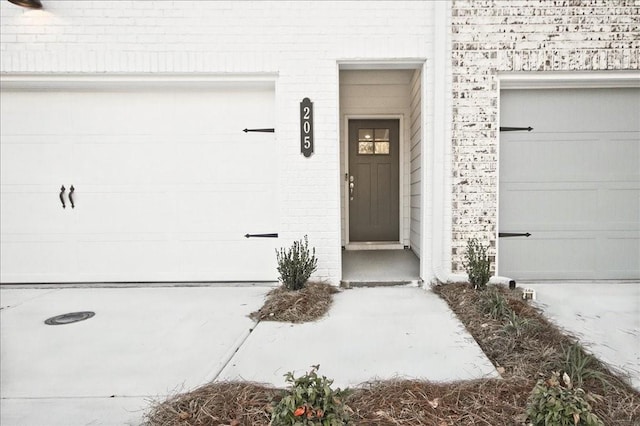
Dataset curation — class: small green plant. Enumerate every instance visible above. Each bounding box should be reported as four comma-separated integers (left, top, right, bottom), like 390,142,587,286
276,235,318,291
503,310,532,337
465,238,491,290
270,365,350,426
559,343,609,389
481,287,511,320
526,371,603,426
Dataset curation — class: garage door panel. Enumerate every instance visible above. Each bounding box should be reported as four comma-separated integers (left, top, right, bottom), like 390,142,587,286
599,233,640,276
500,186,597,229
175,142,275,183
177,239,278,281
75,239,179,282
599,188,640,224
500,236,597,280
1,138,70,185
500,134,639,182
500,88,640,133
601,136,640,178
72,189,174,234
0,92,75,135
177,187,277,233
72,142,176,185
499,88,640,280
171,90,275,134
1,241,73,282
0,188,71,234
1,84,278,283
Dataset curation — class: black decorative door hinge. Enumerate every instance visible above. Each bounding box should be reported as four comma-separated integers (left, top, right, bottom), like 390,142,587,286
500,126,533,132
243,128,275,133
244,233,278,238
499,232,532,238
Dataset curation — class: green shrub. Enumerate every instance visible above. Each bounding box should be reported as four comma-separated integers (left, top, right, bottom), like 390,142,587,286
526,371,603,426
276,235,318,291
465,238,491,290
270,366,350,426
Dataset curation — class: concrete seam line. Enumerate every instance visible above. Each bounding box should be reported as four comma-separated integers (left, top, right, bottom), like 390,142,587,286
204,319,261,383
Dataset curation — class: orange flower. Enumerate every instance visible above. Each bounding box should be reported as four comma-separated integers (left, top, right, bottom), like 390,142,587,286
293,407,305,417
316,409,324,418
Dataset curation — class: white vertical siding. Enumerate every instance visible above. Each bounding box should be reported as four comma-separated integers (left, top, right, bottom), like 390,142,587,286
409,69,422,256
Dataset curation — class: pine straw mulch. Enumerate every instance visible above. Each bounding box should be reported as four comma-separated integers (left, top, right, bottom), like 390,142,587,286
249,281,339,323
144,283,640,426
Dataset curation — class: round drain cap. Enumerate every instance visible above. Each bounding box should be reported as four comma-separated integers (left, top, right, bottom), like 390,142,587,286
45,311,95,325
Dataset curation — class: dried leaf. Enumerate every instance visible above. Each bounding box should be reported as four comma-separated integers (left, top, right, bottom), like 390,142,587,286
563,372,572,388
573,412,580,425
428,398,440,409
178,411,191,420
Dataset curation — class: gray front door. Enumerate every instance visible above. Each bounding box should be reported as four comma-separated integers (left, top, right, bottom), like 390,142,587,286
349,119,400,242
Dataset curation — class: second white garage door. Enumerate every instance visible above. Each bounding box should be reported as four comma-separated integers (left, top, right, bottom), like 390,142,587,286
1,82,279,283
499,87,640,280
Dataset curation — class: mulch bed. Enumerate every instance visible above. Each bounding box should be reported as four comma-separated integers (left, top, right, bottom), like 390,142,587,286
249,281,339,324
144,283,640,426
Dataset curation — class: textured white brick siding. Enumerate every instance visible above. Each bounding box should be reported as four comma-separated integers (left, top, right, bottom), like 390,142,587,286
1,1,434,283
450,0,639,273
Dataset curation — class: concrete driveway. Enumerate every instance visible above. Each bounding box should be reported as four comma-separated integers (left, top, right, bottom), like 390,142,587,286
524,282,640,391
0,284,497,426
0,286,269,426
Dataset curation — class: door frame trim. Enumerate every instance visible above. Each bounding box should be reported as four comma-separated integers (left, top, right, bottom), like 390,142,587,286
343,115,405,247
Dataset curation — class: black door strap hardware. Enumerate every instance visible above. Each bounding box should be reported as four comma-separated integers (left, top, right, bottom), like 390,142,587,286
499,232,532,238
59,185,66,208
69,185,75,208
499,126,533,132
244,233,278,238
243,128,275,133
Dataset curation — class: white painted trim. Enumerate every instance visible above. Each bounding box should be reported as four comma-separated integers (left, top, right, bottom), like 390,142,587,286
345,243,405,251
0,73,278,90
338,60,425,70
343,114,405,248
499,71,640,89
426,1,466,284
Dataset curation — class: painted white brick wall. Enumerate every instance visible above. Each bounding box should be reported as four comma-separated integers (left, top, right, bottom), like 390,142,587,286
450,0,639,273
1,0,435,284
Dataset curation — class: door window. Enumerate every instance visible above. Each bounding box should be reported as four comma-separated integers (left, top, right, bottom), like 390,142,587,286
358,128,390,155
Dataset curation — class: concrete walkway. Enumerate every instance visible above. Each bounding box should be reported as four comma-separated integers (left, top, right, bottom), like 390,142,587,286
0,284,496,426
218,286,498,388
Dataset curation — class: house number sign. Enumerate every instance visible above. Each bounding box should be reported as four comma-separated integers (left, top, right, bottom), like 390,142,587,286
300,97,314,157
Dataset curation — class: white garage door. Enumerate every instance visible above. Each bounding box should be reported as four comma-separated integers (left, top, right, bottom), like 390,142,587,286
499,88,640,280
1,83,279,283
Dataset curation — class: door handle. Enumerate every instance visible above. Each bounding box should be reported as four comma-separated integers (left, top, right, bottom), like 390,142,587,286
69,185,75,208
349,175,355,197
59,185,66,209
